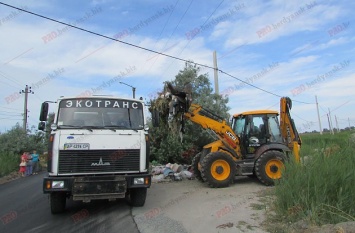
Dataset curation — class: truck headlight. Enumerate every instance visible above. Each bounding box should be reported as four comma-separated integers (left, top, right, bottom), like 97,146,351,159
133,178,144,185
52,181,65,188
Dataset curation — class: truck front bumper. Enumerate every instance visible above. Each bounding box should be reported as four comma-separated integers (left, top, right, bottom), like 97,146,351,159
43,174,151,201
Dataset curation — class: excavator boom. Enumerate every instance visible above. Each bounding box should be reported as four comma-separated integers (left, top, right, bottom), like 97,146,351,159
166,82,242,158
185,104,242,158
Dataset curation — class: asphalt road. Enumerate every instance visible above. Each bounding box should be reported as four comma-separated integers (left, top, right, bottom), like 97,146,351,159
0,172,139,233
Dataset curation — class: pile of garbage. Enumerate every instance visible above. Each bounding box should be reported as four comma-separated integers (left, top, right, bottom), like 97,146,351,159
151,163,194,183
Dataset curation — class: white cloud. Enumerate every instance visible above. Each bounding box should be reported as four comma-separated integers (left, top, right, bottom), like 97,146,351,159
0,0,354,133
214,1,344,48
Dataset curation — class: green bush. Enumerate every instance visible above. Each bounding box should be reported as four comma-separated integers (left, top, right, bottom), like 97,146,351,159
0,152,20,177
274,132,355,225
0,123,48,177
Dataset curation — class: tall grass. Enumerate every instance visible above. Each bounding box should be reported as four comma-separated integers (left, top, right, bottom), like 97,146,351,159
273,131,355,225
0,152,20,177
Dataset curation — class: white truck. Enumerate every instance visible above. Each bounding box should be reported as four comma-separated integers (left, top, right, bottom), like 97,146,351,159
38,96,151,214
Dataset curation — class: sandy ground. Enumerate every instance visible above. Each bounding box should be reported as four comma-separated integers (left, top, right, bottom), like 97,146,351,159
133,177,271,233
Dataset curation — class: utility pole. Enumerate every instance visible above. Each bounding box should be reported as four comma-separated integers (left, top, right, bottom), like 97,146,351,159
213,51,219,95
315,95,322,135
328,108,334,135
20,85,34,131
335,115,340,133
349,117,351,128
327,114,332,134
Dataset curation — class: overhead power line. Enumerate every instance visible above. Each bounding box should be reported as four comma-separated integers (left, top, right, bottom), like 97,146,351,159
164,0,225,71
146,0,189,73
321,100,352,117
0,71,22,87
0,1,313,105
0,117,23,120
0,2,209,68
0,110,22,115
219,71,312,104
0,106,22,111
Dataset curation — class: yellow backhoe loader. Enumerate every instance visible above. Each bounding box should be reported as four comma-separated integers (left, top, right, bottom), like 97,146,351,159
152,83,301,187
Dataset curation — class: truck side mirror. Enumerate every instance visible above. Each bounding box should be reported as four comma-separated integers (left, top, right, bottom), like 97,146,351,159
38,121,46,131
39,102,49,121
152,109,160,127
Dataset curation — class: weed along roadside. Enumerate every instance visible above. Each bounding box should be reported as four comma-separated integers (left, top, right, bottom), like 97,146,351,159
263,131,355,233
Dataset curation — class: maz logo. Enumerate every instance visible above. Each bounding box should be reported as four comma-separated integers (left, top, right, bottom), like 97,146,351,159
91,157,110,166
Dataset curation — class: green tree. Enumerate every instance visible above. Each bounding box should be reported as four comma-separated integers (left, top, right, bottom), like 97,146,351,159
0,123,47,176
0,123,45,154
149,62,230,164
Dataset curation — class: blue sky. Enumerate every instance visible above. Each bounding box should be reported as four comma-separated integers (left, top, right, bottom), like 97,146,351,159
0,0,354,133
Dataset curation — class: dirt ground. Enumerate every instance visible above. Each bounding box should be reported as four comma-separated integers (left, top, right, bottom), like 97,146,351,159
133,177,270,233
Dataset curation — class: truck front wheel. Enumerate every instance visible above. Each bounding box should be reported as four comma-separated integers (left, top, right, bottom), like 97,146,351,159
50,192,66,214
129,188,147,207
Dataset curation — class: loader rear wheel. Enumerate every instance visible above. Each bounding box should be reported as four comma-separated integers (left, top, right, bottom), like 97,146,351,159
192,153,204,182
201,152,236,188
255,150,286,186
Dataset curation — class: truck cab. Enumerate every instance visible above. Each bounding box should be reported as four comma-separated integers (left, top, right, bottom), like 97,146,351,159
39,96,151,214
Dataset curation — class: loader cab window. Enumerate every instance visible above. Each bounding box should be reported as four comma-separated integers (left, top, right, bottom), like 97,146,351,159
268,115,282,143
232,116,245,136
246,115,267,145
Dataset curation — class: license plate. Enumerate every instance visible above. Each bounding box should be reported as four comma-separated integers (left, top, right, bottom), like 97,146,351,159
64,143,90,150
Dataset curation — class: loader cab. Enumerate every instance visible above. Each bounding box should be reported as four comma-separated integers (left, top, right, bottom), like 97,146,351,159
232,110,282,158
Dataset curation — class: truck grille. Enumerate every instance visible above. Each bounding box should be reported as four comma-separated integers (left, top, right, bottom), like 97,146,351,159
58,149,140,174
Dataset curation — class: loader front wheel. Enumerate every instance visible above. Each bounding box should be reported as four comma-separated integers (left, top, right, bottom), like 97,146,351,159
192,153,204,182
201,152,236,188
255,150,286,186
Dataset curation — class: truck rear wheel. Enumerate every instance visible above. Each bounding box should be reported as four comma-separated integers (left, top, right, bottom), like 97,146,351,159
129,188,147,207
192,153,204,182
255,150,286,186
201,152,236,188
50,192,66,214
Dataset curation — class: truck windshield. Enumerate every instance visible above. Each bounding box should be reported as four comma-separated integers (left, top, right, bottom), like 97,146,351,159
56,98,144,130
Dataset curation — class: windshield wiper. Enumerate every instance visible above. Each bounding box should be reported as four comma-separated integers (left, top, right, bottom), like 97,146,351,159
101,125,125,132
104,125,129,129
58,125,94,132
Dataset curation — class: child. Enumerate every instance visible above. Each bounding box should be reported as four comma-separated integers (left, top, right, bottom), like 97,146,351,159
19,153,27,177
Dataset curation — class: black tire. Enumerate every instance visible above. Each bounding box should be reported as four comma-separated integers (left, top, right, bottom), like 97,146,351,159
129,188,147,207
192,153,204,182
50,192,66,214
255,150,286,186
201,152,236,188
